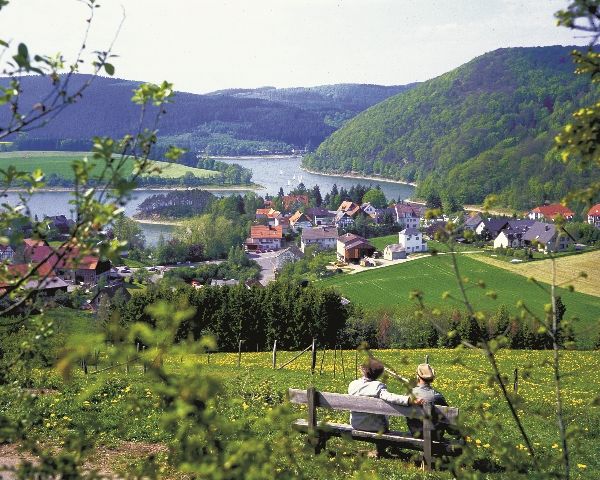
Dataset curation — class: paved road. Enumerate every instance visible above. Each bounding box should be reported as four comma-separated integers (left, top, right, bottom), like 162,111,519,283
247,251,279,285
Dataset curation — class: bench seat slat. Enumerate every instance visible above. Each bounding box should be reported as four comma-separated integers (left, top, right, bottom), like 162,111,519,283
288,388,459,426
292,419,462,456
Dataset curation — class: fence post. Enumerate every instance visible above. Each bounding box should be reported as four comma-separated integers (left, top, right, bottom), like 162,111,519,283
82,358,87,375
425,354,429,365
143,346,147,374
272,340,277,369
237,340,243,368
319,348,326,375
311,338,317,374
333,345,337,379
513,368,518,393
126,355,129,375
339,345,346,381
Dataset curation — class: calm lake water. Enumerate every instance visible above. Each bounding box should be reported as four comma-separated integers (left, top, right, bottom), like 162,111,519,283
218,155,414,200
3,156,414,245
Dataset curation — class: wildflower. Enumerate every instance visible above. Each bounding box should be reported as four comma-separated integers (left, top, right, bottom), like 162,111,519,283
577,464,587,469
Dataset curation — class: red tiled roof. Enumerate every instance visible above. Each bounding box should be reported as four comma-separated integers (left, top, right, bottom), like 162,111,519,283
531,204,574,218
0,262,55,288
250,225,283,239
25,244,99,271
588,204,600,216
283,195,309,210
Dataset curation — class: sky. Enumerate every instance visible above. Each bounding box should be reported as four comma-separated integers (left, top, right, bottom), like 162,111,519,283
0,0,587,94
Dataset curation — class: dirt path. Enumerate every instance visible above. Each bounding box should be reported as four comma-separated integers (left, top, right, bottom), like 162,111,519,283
0,442,168,480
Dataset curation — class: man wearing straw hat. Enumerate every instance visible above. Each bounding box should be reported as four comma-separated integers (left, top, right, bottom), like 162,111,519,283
407,363,448,440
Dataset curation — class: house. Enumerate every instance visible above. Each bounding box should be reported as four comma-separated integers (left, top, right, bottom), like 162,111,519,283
305,207,335,226
463,214,483,231
283,194,309,212
0,263,68,297
588,204,600,228
245,225,283,252
360,202,378,217
300,226,338,252
383,244,406,260
45,215,74,235
289,211,313,232
337,201,362,217
522,222,574,252
492,219,536,249
211,279,240,287
475,218,509,240
271,246,304,272
273,215,291,233
528,204,575,222
392,203,423,229
255,208,281,226
24,243,111,285
0,245,15,262
398,228,427,253
334,211,355,229
336,233,375,263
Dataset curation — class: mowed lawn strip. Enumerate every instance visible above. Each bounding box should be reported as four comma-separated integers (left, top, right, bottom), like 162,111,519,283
0,151,217,179
470,250,600,298
320,254,600,343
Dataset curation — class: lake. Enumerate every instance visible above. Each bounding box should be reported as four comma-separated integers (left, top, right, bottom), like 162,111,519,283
217,155,415,200
3,156,414,245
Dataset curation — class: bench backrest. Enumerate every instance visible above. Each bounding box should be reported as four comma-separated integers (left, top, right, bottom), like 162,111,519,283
288,388,459,426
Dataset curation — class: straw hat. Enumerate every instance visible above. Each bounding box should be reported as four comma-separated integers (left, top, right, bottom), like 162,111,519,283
417,363,435,381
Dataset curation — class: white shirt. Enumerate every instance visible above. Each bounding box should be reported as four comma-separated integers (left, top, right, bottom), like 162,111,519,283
348,377,411,432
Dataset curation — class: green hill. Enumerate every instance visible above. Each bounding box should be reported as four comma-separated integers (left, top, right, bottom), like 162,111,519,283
303,46,600,209
320,254,600,347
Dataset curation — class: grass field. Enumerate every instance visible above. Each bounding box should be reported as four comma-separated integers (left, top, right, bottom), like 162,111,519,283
320,254,600,342
2,307,594,478
0,151,217,179
472,250,600,298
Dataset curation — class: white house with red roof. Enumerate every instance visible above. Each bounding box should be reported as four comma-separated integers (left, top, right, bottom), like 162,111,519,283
588,204,600,228
245,225,283,252
527,204,574,222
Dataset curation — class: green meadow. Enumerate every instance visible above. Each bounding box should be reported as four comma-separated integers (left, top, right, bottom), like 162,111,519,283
6,306,598,479
0,151,217,180
320,254,600,342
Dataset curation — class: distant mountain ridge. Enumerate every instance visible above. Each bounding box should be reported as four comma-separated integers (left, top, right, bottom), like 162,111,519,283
207,83,416,125
0,75,413,159
303,46,600,209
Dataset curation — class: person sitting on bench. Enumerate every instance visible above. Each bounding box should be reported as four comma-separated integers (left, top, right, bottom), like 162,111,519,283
407,363,448,441
348,359,424,434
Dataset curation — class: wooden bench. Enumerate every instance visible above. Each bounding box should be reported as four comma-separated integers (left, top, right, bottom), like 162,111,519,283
288,387,462,470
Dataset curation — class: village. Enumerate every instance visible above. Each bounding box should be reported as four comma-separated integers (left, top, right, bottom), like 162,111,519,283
1,198,599,306
244,194,600,277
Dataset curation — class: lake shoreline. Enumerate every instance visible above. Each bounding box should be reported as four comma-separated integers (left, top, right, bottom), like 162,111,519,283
299,166,417,187
134,218,182,226
4,184,264,194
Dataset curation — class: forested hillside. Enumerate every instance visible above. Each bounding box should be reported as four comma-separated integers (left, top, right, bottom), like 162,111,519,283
303,46,600,209
1,76,410,157
208,83,415,127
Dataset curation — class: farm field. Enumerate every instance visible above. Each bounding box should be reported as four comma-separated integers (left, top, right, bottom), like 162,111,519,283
0,151,218,180
471,250,600,298
319,254,600,344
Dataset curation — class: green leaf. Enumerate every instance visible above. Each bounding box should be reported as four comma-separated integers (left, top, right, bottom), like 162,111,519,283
17,42,28,60
103,63,115,76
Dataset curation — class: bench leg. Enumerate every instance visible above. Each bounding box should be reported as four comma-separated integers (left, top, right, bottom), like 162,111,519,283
307,433,328,454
